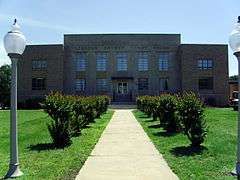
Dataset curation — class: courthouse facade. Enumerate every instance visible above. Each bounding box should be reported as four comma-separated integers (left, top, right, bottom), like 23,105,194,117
18,34,229,106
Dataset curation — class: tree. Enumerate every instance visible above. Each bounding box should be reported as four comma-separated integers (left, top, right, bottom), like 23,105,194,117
229,75,238,81
0,64,11,107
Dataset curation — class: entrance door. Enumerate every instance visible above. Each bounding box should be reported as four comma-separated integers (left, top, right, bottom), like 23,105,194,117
118,82,128,94
113,81,132,102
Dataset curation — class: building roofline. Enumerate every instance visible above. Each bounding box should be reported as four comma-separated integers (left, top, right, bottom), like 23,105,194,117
64,33,181,36
180,43,228,46
26,44,63,46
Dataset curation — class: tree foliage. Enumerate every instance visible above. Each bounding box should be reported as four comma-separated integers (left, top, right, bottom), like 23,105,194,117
229,75,238,81
0,64,11,107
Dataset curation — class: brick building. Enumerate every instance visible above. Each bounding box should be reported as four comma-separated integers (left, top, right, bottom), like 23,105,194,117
18,34,229,106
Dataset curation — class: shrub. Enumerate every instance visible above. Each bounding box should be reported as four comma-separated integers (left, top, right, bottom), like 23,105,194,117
136,96,157,118
42,92,73,147
157,94,179,132
41,92,110,147
177,92,207,147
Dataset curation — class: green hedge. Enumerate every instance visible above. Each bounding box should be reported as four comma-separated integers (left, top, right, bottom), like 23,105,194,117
41,92,110,148
137,92,207,147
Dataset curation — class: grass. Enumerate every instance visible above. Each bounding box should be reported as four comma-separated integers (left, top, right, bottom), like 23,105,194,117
0,110,113,180
133,108,237,180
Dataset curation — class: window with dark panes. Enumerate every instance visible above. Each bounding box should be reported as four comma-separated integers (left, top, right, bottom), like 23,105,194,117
116,52,128,71
159,78,169,91
138,78,148,90
198,59,213,70
199,77,213,90
32,78,46,90
137,52,148,71
159,52,169,71
96,53,107,71
76,79,85,91
97,78,108,91
32,60,47,70
75,53,87,71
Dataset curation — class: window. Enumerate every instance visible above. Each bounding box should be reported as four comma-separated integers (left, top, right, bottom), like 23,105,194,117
75,53,86,71
76,79,85,91
159,78,169,91
32,60,47,70
137,52,148,71
138,78,148,90
198,59,213,70
199,77,213,90
159,52,169,71
96,53,107,71
97,79,108,91
32,78,46,90
117,52,127,71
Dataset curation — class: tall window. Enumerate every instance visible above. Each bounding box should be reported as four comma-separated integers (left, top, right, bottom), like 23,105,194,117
199,77,213,90
97,79,108,92
159,52,169,71
32,60,47,70
116,52,128,71
159,78,169,91
198,59,213,70
96,53,107,71
76,79,85,91
137,52,148,71
75,53,86,71
138,78,148,90
32,78,46,90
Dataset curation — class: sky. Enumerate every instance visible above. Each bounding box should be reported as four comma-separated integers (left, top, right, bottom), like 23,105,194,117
0,0,239,75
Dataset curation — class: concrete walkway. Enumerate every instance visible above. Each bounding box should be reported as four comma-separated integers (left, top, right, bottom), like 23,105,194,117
75,110,178,180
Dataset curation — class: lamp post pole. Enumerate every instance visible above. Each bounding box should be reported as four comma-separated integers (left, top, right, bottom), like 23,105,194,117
229,16,240,176
5,54,23,178
3,19,26,179
235,52,240,175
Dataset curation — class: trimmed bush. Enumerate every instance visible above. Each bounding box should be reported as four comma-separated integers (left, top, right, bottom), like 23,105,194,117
157,94,179,132
42,92,73,147
177,92,207,147
137,92,207,147
41,92,110,148
136,96,157,118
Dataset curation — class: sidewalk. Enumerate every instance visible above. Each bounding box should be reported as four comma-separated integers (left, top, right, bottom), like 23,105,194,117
75,110,178,180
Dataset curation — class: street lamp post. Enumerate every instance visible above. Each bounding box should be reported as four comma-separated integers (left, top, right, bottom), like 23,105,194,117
3,19,26,178
229,16,240,176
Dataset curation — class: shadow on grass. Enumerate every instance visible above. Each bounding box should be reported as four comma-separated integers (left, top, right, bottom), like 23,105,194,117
170,145,207,157
28,143,66,151
145,119,157,122
82,124,91,129
148,124,161,128
138,115,149,119
153,131,178,137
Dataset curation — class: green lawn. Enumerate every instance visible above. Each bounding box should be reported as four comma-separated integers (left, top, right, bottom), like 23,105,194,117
133,108,237,180
0,110,113,180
